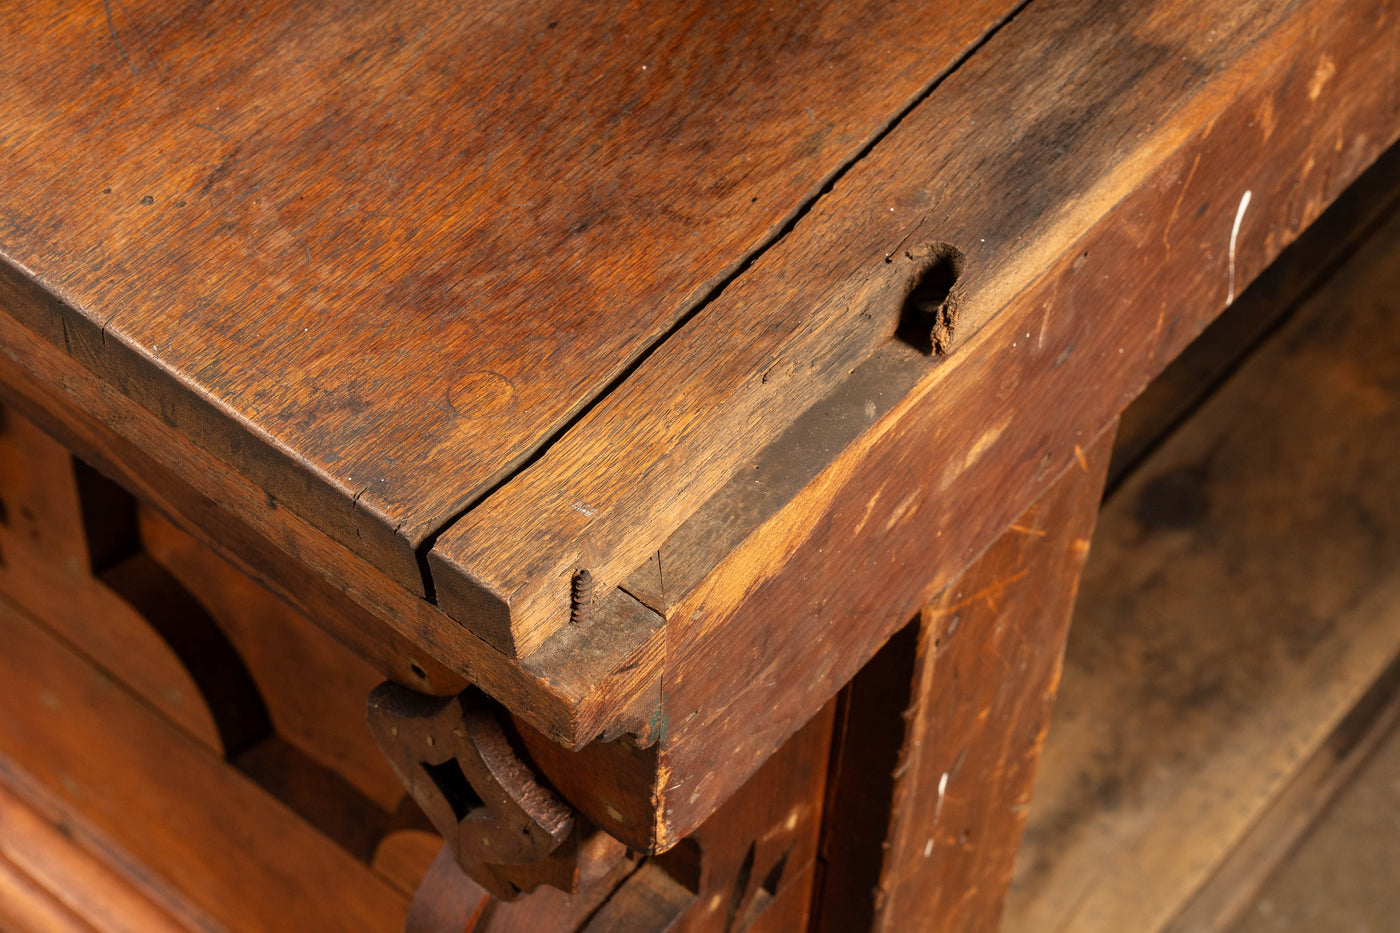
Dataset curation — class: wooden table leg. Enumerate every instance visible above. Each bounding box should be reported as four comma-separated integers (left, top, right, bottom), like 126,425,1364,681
817,425,1115,933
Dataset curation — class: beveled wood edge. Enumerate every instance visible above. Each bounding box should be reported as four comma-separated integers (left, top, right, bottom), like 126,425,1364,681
423,0,1386,657
639,0,1400,841
0,297,661,749
1,0,1394,772
0,261,427,596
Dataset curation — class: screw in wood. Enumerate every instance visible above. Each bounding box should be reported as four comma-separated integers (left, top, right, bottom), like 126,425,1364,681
570,569,594,626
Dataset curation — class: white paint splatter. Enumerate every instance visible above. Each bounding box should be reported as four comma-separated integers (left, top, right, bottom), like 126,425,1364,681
571,501,597,517
1228,189,1252,304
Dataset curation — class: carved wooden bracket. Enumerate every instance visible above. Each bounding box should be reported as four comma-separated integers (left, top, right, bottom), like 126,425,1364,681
367,683,621,900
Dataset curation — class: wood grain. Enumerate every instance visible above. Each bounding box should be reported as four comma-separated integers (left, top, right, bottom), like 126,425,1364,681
0,301,657,748
0,0,1023,595
629,0,1400,847
1005,200,1400,933
0,595,410,932
432,0,1400,655
1108,140,1400,490
0,775,200,933
882,430,1111,932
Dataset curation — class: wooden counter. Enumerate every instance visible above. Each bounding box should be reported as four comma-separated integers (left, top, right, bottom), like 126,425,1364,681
1,0,1397,929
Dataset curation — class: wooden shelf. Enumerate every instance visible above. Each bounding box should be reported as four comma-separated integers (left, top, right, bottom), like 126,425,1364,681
1004,152,1400,933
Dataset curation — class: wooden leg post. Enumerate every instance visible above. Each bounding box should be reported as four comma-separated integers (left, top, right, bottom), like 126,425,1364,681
818,426,1115,932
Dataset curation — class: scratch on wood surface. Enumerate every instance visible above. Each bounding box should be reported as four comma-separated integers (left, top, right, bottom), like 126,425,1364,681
1009,523,1047,537
1073,444,1089,472
933,770,949,827
1161,152,1204,259
941,569,1029,615
103,0,138,75
1228,189,1253,304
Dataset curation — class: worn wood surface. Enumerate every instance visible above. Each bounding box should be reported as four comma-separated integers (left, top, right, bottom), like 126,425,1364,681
390,698,833,932
2,0,1395,792
1,3,1398,925
632,0,1400,848
433,0,1400,655
817,428,1112,933
0,0,1023,597
0,296,679,750
1108,139,1400,490
1005,199,1400,933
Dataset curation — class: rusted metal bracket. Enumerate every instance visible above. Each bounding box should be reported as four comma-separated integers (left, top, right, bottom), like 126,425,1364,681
367,683,623,900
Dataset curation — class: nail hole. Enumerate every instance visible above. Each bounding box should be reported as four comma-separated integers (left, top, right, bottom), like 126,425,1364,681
894,243,965,355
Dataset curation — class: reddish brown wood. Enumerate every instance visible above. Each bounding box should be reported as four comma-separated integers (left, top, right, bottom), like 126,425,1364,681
0,0,1396,929
0,597,411,932
0,407,222,751
0,307,673,750
819,428,1112,932
430,0,1400,657
395,698,835,932
138,506,408,811
635,0,1400,848
0,0,1024,599
0,774,198,933
404,848,493,933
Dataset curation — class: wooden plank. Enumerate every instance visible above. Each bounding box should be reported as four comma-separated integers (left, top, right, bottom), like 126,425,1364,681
1108,139,1400,489
0,594,411,933
0,401,413,845
0,305,650,749
1003,197,1400,933
0,0,1024,592
0,408,221,751
1229,705,1400,933
665,699,835,933
432,0,1400,655
628,0,1400,848
0,858,97,933
0,776,201,933
137,506,407,811
1167,651,1400,932
817,428,1112,933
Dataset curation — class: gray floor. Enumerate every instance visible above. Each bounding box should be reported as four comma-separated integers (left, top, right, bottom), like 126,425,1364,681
1232,718,1400,933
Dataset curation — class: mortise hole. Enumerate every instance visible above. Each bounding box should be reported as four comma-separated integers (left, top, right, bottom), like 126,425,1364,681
894,244,965,355
421,758,485,822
